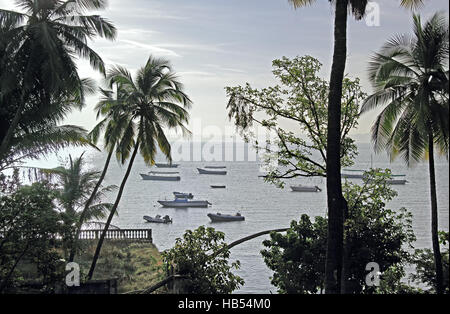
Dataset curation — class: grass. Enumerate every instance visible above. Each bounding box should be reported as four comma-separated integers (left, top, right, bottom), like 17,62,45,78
75,240,165,293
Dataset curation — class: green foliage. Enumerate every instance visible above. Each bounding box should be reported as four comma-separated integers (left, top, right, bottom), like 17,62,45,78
410,231,449,293
261,170,416,294
226,56,365,187
0,183,65,292
261,215,327,294
162,226,244,294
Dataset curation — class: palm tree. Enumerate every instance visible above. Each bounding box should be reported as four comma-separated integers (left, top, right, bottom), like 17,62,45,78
288,0,425,293
0,78,97,171
0,0,116,160
361,13,449,294
87,56,192,280
38,153,116,258
68,87,127,262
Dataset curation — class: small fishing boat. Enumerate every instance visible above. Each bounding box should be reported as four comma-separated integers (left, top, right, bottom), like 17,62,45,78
155,163,179,168
173,191,194,199
149,171,180,174
140,173,181,181
342,168,406,179
207,213,245,222
210,185,226,189
204,166,226,169
367,179,408,185
341,172,366,179
158,198,211,208
290,185,322,192
143,215,172,224
197,168,227,175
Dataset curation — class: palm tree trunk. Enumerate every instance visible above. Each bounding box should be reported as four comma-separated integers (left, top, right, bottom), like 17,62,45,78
69,149,114,263
428,131,444,294
87,141,140,280
325,0,348,294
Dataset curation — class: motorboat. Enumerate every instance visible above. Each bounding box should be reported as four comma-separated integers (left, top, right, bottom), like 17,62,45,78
290,185,322,192
342,169,406,180
367,179,408,185
140,173,181,181
149,171,179,174
207,213,245,222
204,166,226,169
173,191,194,199
158,198,211,208
143,215,172,224
155,163,179,168
210,185,226,189
197,168,227,175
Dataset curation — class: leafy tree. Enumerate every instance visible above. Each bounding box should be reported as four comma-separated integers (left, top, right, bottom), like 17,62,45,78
361,13,449,293
0,183,64,293
261,170,416,294
226,55,363,187
0,0,116,161
162,226,244,294
411,231,449,293
287,0,425,293
87,56,192,279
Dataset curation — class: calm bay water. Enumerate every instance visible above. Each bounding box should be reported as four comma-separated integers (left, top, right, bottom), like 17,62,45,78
83,142,449,294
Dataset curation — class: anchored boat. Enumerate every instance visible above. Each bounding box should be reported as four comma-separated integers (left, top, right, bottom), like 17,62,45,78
207,213,245,222
143,215,173,224
204,166,226,169
173,191,194,199
140,173,180,181
197,168,227,175
155,163,179,168
210,185,226,189
158,198,211,208
290,185,322,192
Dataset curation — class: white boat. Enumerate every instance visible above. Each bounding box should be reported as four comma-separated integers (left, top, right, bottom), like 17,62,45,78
197,168,227,175
143,215,172,224
290,185,322,192
155,163,179,168
158,198,211,208
207,213,245,222
173,191,194,199
342,167,406,180
204,166,226,169
341,173,366,179
367,179,408,185
140,173,180,181
149,171,179,174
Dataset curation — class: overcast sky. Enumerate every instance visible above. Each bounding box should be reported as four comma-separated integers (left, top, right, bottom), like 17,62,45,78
1,0,449,142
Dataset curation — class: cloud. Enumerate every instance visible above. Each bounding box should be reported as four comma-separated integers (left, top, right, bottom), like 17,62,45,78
120,39,182,57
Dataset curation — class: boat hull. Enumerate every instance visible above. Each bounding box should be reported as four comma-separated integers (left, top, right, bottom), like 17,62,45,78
205,166,226,169
155,163,179,168
290,185,321,192
210,185,226,189
140,174,180,181
158,200,211,208
197,168,227,175
207,213,245,222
